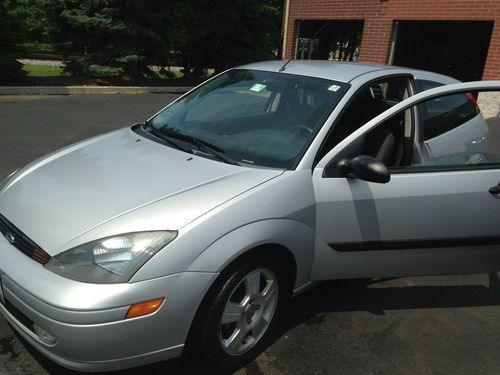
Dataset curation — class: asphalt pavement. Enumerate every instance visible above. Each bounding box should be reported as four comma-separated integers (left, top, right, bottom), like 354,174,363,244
1,94,500,375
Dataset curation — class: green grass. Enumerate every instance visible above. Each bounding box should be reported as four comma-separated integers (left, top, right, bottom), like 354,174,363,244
22,63,207,80
148,67,184,79
169,70,184,79
20,43,55,53
23,64,67,77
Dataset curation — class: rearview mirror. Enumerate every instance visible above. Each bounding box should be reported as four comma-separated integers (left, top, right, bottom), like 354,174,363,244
338,155,390,184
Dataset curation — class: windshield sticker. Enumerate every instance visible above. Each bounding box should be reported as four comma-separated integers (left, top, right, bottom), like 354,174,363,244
328,84,341,92
250,83,266,92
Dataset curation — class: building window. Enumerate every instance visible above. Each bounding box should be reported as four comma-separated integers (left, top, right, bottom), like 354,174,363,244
295,20,364,62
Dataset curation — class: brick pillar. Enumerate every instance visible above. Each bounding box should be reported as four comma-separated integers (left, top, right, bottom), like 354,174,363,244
283,18,297,59
358,18,393,64
483,21,500,80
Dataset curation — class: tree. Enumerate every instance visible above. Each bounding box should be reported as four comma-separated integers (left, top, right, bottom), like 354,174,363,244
43,0,282,79
45,0,178,78
10,0,49,43
174,0,282,76
0,0,25,79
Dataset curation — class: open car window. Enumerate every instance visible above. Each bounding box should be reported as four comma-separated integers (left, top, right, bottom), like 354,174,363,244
317,81,500,173
317,76,411,162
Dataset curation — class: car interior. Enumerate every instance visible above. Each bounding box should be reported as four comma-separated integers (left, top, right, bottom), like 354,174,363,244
318,77,414,168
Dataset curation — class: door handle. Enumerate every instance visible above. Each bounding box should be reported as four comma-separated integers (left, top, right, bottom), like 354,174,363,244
489,184,500,195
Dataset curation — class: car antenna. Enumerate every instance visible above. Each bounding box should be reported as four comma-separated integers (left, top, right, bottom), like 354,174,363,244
279,59,293,72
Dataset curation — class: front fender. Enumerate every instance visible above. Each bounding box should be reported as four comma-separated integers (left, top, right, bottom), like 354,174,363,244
186,219,315,290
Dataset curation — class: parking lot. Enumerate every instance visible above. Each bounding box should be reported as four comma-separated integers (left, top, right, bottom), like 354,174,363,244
1,94,500,375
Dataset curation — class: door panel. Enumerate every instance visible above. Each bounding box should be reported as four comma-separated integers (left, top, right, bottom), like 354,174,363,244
312,81,500,280
312,170,500,280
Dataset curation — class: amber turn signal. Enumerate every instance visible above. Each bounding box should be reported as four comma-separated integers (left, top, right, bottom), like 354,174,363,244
125,298,164,319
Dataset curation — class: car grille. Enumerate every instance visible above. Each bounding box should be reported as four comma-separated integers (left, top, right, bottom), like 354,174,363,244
0,214,51,265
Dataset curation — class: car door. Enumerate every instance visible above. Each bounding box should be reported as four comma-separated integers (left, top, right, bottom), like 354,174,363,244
311,81,500,281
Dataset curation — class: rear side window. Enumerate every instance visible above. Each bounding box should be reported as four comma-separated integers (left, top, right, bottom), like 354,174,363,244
416,80,479,140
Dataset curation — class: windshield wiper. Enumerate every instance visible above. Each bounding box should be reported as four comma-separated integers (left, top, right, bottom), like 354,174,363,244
143,121,192,154
162,131,240,166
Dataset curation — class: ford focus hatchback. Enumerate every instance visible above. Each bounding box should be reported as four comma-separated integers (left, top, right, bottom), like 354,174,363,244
0,60,499,372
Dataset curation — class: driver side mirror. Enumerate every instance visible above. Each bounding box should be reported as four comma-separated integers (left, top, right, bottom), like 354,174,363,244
324,155,390,183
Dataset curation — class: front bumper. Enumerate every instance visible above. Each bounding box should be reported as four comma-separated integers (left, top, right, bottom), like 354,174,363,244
0,234,218,372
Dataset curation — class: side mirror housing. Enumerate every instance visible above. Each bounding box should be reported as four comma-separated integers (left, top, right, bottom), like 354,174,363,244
338,155,390,184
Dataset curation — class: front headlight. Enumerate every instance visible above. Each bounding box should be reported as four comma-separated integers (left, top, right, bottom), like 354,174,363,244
45,231,177,283
0,170,18,192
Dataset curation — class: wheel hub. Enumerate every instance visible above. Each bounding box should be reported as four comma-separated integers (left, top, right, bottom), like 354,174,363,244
243,303,256,319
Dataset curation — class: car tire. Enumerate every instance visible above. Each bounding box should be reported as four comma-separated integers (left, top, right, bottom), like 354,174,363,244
190,254,289,370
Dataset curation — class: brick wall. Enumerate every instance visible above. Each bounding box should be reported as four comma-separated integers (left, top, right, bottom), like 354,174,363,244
283,0,500,79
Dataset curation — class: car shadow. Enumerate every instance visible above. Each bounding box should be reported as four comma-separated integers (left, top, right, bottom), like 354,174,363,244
15,273,500,375
280,272,500,329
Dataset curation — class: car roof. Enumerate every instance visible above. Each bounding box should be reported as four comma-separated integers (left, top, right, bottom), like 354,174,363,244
238,60,458,84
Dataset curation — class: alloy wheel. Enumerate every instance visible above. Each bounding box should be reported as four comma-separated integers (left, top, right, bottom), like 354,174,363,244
219,268,278,355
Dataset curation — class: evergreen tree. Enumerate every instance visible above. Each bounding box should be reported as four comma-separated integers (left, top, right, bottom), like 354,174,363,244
0,0,25,79
41,0,282,79
10,0,49,44
174,0,281,76
45,0,177,78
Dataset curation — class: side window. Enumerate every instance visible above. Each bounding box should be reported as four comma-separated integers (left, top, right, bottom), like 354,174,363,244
416,80,480,141
409,89,499,170
318,77,411,161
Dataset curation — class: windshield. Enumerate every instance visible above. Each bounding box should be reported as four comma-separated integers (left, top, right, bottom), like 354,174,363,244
150,69,348,169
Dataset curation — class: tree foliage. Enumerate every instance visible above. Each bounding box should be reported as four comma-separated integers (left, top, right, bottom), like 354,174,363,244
0,0,25,78
5,0,282,79
173,0,281,76
44,0,177,78
10,0,49,43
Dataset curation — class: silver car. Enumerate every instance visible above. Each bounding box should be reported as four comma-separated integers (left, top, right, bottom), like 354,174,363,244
0,60,499,372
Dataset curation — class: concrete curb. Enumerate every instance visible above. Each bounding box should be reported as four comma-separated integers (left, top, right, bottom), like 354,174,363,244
0,86,193,95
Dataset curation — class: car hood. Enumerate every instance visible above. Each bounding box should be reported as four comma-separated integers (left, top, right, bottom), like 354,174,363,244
0,128,283,255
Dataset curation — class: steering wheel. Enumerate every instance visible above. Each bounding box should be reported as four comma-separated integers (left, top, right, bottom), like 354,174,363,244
287,124,313,138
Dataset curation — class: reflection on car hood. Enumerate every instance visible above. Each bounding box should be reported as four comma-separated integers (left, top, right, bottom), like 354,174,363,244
0,128,283,255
